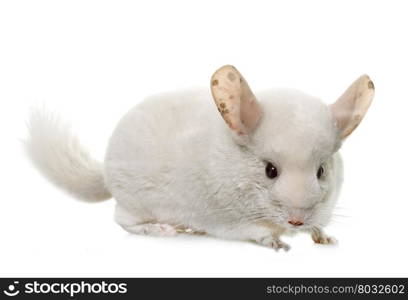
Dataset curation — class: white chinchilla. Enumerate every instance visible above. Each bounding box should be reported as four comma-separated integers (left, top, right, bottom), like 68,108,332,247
25,65,374,251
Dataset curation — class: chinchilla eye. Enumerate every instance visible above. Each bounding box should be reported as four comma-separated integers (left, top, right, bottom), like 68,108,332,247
317,165,324,179
265,162,278,179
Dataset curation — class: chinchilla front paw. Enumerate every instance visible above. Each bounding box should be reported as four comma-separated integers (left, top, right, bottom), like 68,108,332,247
256,236,290,251
311,228,338,245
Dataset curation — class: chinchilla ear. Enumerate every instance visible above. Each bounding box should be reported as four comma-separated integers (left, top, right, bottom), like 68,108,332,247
330,75,375,139
210,65,262,142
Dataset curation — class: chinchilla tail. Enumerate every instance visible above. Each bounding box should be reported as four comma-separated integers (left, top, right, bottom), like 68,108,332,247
24,107,112,202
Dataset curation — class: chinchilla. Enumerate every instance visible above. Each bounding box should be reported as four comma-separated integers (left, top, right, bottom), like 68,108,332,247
25,65,374,250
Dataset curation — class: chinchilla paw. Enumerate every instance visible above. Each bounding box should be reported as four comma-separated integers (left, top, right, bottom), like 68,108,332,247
124,223,178,237
257,236,290,251
312,231,338,245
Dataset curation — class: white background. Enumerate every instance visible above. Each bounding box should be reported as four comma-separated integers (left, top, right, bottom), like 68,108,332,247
1,0,407,277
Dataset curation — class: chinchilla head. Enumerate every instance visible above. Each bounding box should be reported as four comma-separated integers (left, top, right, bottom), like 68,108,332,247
210,65,374,231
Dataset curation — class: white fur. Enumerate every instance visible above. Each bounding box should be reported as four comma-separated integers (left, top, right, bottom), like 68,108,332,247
104,88,344,250
26,72,370,250
25,108,111,202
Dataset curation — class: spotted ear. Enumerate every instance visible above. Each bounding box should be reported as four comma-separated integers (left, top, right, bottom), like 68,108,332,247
210,65,262,138
330,75,375,139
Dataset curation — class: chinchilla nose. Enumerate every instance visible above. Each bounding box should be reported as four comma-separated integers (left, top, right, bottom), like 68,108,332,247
288,219,304,227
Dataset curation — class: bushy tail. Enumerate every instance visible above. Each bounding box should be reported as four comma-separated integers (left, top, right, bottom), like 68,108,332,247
24,108,111,202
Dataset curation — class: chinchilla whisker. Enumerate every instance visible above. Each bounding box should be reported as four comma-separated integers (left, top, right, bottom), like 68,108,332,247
232,216,277,228
170,212,276,231
331,213,349,218
222,214,279,228
210,204,275,212
194,210,269,221
191,206,276,218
